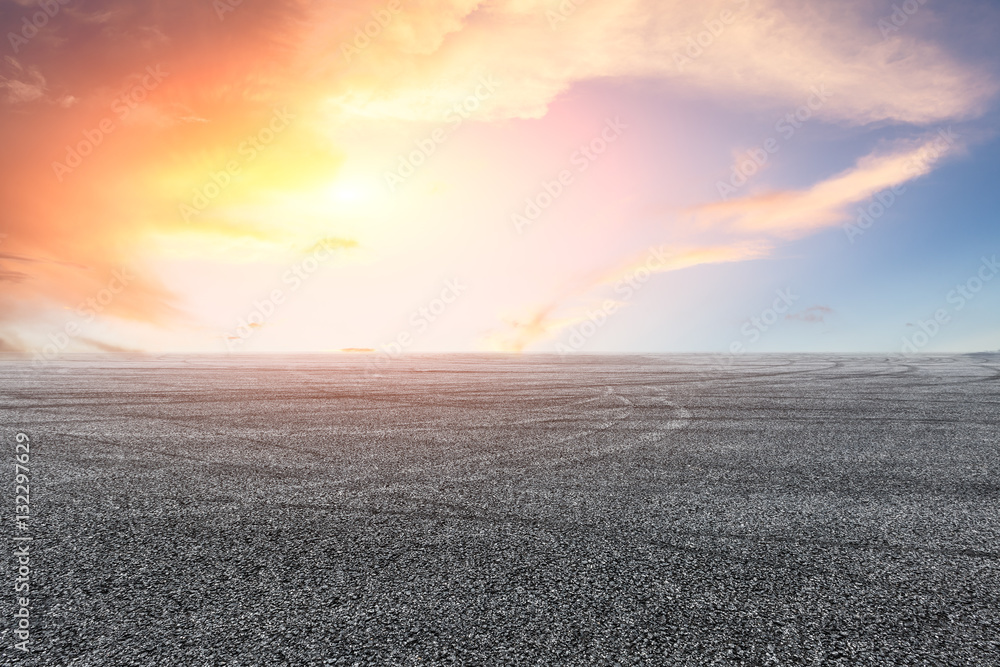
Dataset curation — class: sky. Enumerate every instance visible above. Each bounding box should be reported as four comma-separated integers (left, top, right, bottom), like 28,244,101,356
1,0,999,358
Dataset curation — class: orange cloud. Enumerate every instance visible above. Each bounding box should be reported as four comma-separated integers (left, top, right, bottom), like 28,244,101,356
0,0,360,351
485,242,770,352
689,131,963,237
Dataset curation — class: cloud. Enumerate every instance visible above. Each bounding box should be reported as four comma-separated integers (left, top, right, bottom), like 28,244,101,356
0,251,88,287
486,242,770,351
0,270,29,283
484,303,575,353
1,1,994,126
0,56,45,104
600,241,772,285
688,130,963,238
304,238,358,255
0,251,88,269
0,0,362,348
787,305,833,323
304,0,995,125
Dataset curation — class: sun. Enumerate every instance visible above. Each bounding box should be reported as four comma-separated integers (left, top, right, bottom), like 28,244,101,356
322,177,382,209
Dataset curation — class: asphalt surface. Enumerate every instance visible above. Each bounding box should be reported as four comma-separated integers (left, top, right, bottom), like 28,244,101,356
1,353,999,666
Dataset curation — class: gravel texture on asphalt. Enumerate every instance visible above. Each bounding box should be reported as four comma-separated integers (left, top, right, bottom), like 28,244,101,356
1,353,999,666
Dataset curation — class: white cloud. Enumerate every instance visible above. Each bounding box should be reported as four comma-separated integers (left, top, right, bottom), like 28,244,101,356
308,0,995,125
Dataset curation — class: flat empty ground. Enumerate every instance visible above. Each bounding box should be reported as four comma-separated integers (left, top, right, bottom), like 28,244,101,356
1,354,999,666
